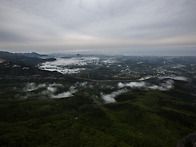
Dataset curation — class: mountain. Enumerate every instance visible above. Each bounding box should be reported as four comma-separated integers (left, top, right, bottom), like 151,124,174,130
0,51,55,67
0,51,77,82
0,53,195,147
16,52,48,58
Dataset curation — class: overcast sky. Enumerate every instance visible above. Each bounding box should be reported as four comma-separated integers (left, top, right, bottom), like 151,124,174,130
0,0,196,55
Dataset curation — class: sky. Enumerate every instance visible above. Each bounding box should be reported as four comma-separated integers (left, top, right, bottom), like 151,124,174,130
0,0,196,55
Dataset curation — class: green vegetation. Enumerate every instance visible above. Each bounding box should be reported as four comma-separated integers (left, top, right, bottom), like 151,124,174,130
0,52,196,146
0,81,195,147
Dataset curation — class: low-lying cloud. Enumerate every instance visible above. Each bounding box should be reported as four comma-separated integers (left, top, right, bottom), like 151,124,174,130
39,56,117,74
101,89,127,103
118,82,146,88
20,76,187,102
22,82,77,99
39,57,99,74
159,76,188,81
148,80,174,91
118,79,175,91
52,91,73,99
42,85,77,99
23,83,46,92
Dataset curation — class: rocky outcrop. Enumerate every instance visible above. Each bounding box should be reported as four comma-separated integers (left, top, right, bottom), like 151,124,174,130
177,132,196,147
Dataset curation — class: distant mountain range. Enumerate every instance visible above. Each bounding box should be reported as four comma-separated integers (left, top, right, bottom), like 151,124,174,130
16,52,48,58
0,51,71,78
0,51,55,67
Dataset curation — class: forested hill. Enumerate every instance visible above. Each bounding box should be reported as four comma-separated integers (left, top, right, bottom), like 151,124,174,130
0,51,55,67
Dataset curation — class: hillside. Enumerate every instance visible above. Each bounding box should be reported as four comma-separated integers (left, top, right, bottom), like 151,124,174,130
0,80,195,147
0,51,55,67
0,52,195,146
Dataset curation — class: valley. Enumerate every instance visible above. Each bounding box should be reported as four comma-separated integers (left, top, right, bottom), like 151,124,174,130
0,51,196,147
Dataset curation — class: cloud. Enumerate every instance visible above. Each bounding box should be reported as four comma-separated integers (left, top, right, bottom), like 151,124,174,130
159,76,188,81
0,0,196,53
148,85,165,91
77,82,88,88
0,3,63,42
51,86,77,99
22,82,77,99
47,87,57,93
23,83,46,92
118,80,175,91
52,91,73,99
39,58,86,74
148,80,174,91
39,56,115,74
161,80,174,89
101,89,128,103
118,82,146,88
